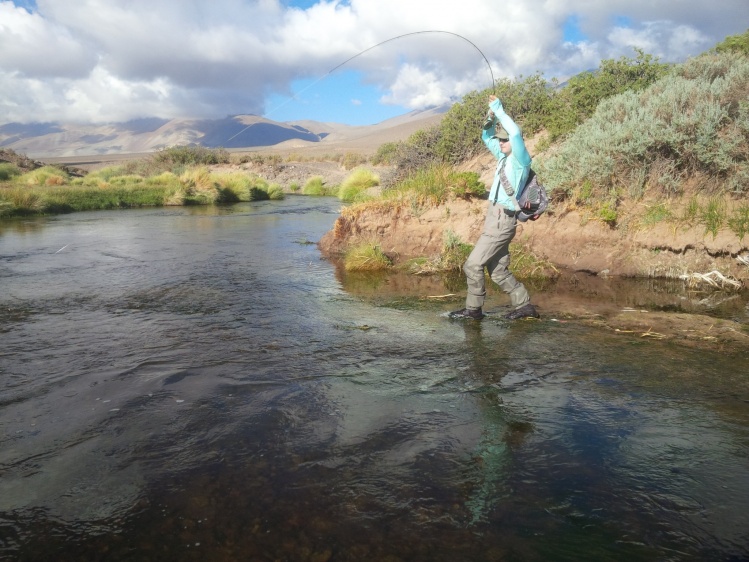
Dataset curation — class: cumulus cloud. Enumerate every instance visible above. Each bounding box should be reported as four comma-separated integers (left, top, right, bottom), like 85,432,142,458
0,2,96,78
0,0,745,124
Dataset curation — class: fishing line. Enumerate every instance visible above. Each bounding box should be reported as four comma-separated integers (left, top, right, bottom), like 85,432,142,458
226,30,495,144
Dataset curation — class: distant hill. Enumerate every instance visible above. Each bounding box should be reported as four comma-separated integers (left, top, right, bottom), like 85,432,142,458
0,105,449,159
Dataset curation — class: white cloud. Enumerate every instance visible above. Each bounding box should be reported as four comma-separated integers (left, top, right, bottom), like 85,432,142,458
0,2,96,78
0,0,746,125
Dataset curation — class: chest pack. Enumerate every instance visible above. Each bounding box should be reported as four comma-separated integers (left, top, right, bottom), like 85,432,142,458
513,169,549,222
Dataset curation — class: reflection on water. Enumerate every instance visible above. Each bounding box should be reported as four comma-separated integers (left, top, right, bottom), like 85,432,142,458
1,198,748,561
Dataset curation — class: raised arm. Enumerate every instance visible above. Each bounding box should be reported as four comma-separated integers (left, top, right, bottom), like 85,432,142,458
486,96,531,166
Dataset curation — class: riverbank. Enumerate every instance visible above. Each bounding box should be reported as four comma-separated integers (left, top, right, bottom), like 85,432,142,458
3,149,748,351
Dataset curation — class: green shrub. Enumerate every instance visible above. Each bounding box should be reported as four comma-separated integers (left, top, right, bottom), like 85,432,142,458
389,126,443,185
434,74,555,165
537,51,749,203
598,202,618,226
0,163,22,181
371,142,399,165
341,152,368,170
545,49,669,141
713,28,749,56
152,145,230,168
382,50,667,179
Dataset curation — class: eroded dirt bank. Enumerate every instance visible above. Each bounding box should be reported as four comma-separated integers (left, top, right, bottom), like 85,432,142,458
319,195,749,282
316,190,749,351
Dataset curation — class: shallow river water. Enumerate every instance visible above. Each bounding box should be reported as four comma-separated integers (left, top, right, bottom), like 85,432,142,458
1,198,748,562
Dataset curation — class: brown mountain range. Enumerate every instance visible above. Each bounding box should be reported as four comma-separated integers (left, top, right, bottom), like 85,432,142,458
0,106,448,162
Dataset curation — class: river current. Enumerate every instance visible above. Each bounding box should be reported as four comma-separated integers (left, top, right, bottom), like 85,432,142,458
1,198,748,561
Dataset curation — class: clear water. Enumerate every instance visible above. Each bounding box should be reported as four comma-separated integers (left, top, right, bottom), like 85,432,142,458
1,198,748,561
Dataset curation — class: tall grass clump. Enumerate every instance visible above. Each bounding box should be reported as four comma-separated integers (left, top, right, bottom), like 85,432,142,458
343,242,392,271
338,168,379,202
401,229,474,274
0,184,175,215
701,197,726,238
16,166,69,186
385,165,484,210
42,185,174,213
0,187,43,216
537,51,749,210
728,204,749,240
302,176,337,196
439,230,473,271
265,184,285,200
0,163,22,181
211,171,285,202
167,167,217,205
509,242,560,280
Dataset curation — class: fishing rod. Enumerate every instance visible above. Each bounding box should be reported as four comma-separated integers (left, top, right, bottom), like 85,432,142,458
225,30,495,144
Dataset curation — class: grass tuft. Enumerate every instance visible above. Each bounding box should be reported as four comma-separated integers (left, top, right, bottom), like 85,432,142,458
338,168,379,202
17,166,69,186
302,176,337,196
0,163,22,181
344,242,393,271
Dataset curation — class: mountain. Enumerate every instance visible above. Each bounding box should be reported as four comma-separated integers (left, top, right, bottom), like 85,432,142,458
0,106,450,159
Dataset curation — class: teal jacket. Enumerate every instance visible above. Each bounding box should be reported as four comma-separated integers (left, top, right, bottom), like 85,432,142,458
482,98,532,211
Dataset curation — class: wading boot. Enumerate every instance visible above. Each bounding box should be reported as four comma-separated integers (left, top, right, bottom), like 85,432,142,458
448,307,484,320
504,303,539,320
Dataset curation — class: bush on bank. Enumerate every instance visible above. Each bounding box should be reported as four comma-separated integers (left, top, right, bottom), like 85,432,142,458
385,49,670,179
536,50,749,236
0,148,284,217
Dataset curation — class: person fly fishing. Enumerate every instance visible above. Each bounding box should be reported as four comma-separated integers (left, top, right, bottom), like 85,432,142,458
449,94,540,320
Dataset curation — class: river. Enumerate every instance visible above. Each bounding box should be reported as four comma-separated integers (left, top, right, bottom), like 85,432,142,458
1,197,748,561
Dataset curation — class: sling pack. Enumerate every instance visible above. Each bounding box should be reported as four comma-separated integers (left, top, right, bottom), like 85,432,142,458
512,169,549,222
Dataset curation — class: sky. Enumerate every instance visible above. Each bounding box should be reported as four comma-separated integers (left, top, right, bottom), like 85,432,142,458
0,0,746,126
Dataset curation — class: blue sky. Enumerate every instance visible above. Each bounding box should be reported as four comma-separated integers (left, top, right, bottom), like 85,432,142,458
0,0,746,126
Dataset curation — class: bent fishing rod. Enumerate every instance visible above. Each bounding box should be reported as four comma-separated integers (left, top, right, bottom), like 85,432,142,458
225,30,495,144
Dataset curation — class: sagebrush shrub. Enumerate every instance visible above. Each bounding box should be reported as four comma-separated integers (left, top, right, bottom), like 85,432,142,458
537,51,749,202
